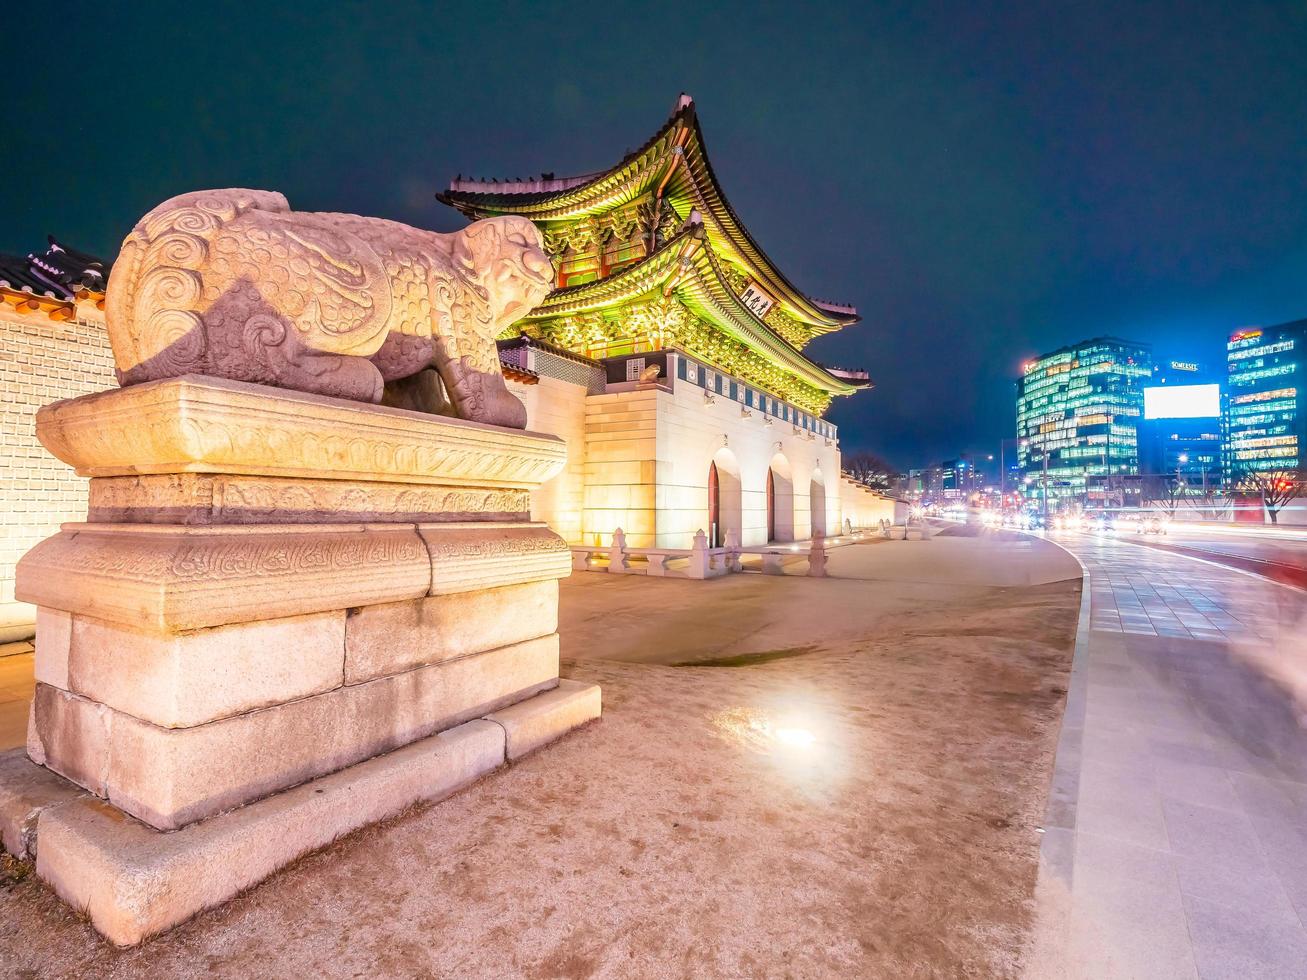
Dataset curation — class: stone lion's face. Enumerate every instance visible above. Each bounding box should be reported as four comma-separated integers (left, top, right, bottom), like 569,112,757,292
459,215,554,329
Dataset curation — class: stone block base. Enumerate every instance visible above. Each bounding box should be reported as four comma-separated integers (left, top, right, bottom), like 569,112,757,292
486,678,604,760
32,634,561,830
7,376,601,944
0,748,88,859
5,680,600,946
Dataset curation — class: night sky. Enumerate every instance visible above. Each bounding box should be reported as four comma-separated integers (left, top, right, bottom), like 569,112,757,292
6,2,1306,467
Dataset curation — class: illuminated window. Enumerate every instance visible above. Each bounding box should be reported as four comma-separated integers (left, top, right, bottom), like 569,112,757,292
1232,387,1296,405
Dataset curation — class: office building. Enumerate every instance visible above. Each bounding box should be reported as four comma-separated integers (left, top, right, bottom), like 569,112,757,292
1016,337,1153,508
1225,319,1307,478
1139,359,1224,489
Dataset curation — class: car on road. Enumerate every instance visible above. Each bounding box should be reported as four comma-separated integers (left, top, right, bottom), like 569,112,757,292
1136,513,1168,535
1089,512,1115,534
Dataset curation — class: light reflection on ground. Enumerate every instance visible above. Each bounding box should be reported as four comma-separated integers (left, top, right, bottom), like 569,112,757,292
709,700,848,798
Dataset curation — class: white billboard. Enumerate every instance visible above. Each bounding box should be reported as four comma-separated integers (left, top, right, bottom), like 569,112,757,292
1144,383,1220,420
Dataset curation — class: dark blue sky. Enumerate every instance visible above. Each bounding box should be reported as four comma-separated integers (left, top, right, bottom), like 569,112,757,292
6,1,1306,467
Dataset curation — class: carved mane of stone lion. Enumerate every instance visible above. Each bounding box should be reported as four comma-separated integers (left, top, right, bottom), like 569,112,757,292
105,189,553,428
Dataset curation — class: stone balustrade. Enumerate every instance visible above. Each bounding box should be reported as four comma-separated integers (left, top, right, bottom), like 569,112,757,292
571,527,879,579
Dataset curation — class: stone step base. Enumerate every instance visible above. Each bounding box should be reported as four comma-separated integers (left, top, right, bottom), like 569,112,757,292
1,679,601,947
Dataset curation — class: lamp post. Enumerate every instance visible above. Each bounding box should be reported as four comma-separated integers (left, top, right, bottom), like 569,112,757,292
1014,436,1035,514
1041,448,1050,526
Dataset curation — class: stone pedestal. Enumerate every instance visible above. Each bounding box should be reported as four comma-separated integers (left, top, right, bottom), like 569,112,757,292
2,375,600,944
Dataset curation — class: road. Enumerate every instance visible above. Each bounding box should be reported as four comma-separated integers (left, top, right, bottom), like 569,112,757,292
1029,527,1307,978
1134,522,1307,591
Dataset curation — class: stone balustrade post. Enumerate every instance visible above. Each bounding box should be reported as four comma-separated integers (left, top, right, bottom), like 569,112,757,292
808,535,828,577
688,529,710,579
724,528,742,573
607,528,629,573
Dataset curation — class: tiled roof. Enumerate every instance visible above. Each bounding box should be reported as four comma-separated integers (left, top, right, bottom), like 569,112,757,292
0,236,108,301
519,214,859,396
438,94,859,333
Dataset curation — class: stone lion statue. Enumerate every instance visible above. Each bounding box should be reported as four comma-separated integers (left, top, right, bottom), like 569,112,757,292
105,189,553,428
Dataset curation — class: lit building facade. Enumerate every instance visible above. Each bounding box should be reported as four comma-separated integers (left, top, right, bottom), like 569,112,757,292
439,94,874,548
1139,359,1224,488
1016,337,1152,507
1225,319,1307,477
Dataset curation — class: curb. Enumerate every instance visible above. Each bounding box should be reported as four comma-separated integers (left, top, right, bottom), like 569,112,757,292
1024,531,1091,888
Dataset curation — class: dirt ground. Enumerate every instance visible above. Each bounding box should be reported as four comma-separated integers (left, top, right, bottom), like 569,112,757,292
0,533,1079,978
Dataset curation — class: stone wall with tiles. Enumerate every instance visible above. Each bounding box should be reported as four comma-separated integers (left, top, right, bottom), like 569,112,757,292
839,477,905,528
0,303,114,640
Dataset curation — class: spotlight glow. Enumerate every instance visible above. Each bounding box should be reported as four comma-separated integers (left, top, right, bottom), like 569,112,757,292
774,727,817,748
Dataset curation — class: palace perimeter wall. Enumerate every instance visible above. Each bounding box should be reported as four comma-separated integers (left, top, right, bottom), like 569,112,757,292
1,302,115,641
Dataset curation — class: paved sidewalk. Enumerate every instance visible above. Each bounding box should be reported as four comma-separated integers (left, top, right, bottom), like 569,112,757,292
1031,533,1307,979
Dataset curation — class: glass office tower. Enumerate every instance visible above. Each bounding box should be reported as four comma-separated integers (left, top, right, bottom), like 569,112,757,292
1016,337,1153,508
1225,319,1307,477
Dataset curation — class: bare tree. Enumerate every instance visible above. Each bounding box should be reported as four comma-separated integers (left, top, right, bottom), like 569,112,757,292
1183,483,1231,521
1236,467,1303,524
1140,474,1186,516
842,451,897,490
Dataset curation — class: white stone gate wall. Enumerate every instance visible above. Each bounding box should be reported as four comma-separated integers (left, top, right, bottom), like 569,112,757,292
839,476,902,528
653,382,841,548
582,388,659,547
0,304,114,639
508,374,589,545
529,378,843,551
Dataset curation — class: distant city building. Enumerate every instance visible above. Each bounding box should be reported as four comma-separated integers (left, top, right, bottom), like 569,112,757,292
906,465,944,502
1139,359,1224,489
939,459,962,499
1016,337,1153,508
1225,319,1307,478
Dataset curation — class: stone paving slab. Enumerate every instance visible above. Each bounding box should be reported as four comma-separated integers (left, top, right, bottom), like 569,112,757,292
1032,532,1307,978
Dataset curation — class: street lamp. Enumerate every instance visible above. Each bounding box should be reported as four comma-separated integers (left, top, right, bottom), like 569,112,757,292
1040,448,1050,526
998,442,1011,495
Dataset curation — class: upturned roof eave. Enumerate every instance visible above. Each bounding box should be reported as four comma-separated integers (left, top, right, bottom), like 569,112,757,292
438,99,693,217
437,95,860,333
678,239,856,396
520,226,854,397
667,114,861,332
